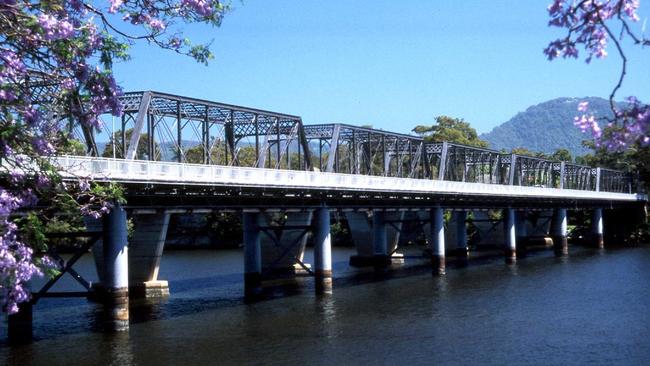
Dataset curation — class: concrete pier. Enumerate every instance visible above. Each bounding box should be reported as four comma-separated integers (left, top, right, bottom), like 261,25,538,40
553,208,569,256
346,211,402,267
430,207,446,275
313,206,333,294
102,202,130,332
260,211,312,274
504,208,517,264
128,212,170,297
243,212,262,297
515,210,528,257
592,208,604,249
454,211,469,266
7,296,32,343
372,210,390,269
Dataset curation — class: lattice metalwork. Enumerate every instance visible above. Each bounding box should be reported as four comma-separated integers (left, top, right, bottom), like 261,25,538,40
562,163,596,190
599,168,631,193
430,143,503,183
304,124,425,177
92,91,312,170
52,89,634,193
501,154,557,187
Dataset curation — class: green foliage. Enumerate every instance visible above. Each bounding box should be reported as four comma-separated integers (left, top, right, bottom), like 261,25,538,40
57,138,88,156
413,116,488,148
550,148,573,162
510,147,547,158
102,129,160,160
204,212,243,248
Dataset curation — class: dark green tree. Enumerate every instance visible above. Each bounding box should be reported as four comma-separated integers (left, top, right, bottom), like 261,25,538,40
102,129,160,160
550,148,573,162
413,116,489,148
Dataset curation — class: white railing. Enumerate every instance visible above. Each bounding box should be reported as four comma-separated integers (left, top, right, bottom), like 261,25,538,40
53,156,643,202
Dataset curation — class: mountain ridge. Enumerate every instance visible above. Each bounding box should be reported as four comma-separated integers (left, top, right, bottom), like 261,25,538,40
480,97,615,157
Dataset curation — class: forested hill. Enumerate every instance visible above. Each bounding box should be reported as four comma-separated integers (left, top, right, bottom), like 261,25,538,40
480,97,615,157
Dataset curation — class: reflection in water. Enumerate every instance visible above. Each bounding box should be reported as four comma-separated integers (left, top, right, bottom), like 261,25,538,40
1,246,650,365
107,333,135,366
315,296,338,340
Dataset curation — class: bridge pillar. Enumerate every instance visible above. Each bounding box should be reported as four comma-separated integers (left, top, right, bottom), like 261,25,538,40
128,211,170,298
347,211,402,267
592,208,604,249
430,206,446,275
313,207,332,295
373,210,390,269
260,211,313,274
7,291,33,344
552,208,569,256
243,212,262,297
453,211,469,266
102,202,129,332
504,208,517,264
515,210,528,257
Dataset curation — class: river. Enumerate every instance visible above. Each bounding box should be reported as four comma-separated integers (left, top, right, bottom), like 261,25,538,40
2,245,650,365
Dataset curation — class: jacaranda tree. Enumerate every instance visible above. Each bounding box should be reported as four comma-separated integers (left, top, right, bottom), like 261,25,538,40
0,0,228,313
545,0,649,150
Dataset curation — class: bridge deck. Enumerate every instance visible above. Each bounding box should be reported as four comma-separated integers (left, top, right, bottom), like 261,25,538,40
56,156,644,209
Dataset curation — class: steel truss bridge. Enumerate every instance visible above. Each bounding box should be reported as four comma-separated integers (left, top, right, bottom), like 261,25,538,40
9,90,647,341
60,90,642,208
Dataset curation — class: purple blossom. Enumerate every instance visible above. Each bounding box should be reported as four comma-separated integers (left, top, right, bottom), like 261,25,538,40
32,137,55,155
182,0,214,17
0,89,15,101
79,179,90,192
148,18,165,31
38,14,75,41
109,0,124,14
577,101,589,112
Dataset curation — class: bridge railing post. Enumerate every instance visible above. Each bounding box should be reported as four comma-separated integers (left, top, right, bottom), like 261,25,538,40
508,154,517,186
437,142,449,181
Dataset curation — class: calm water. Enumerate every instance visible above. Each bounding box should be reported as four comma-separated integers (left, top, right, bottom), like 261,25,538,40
2,245,650,365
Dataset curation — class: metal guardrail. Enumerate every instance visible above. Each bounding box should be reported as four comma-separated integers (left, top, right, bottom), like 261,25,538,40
54,156,643,202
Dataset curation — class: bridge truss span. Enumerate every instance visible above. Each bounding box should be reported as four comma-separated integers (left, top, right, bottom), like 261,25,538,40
65,90,636,195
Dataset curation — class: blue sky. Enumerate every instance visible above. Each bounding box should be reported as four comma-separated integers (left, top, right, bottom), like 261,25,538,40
113,1,650,135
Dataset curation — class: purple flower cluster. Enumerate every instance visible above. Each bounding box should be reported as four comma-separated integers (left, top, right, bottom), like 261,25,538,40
0,190,51,314
181,0,214,17
546,1,648,150
544,1,640,62
574,98,650,150
38,14,76,41
1,0,227,314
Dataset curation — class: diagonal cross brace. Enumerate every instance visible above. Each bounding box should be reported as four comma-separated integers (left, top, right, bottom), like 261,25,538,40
261,227,313,276
31,233,100,304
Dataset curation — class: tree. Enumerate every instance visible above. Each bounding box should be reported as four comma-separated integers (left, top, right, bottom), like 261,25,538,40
413,116,489,148
0,0,228,313
510,147,548,158
545,0,649,150
102,129,160,160
550,148,573,162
